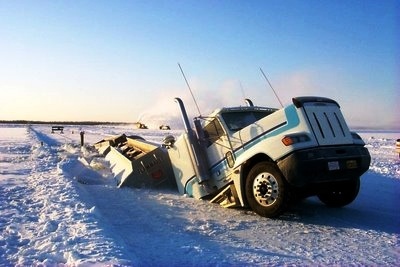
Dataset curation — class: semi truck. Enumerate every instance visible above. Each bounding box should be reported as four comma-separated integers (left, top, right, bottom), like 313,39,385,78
95,96,371,218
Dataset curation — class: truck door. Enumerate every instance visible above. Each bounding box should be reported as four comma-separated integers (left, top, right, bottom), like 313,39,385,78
203,118,235,177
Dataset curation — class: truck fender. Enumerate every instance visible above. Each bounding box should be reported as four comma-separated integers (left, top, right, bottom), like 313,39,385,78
231,152,275,208
233,149,275,169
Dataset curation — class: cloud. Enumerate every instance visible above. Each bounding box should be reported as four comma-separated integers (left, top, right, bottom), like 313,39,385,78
133,69,398,130
274,70,323,105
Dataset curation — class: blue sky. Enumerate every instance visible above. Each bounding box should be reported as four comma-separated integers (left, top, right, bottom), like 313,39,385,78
0,0,398,129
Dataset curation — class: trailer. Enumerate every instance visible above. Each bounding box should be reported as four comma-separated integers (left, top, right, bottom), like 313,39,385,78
94,134,175,188
95,96,371,218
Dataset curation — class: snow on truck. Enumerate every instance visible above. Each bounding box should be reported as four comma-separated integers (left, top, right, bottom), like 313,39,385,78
95,96,371,218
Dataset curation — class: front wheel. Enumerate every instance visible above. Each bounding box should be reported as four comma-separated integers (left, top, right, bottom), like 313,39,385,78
245,162,291,218
317,177,360,207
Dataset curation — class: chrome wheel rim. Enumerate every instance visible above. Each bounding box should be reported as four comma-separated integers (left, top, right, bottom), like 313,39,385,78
252,172,279,207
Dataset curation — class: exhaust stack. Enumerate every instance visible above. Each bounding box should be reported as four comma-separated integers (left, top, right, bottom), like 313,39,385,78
174,97,210,183
245,98,254,107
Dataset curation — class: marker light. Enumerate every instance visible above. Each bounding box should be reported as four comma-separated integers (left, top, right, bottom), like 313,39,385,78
282,134,310,146
151,169,163,179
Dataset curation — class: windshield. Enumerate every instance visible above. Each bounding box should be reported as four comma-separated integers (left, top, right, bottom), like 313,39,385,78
221,111,273,132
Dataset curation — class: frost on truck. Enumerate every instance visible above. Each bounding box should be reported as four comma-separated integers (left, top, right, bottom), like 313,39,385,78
95,96,371,218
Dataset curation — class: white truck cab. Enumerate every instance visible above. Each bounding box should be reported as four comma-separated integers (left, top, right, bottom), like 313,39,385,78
96,96,370,218
168,96,370,217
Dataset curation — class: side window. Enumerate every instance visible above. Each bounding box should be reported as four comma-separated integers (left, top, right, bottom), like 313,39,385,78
203,119,224,147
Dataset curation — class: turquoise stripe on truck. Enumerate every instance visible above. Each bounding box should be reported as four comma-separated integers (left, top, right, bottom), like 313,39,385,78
236,105,300,156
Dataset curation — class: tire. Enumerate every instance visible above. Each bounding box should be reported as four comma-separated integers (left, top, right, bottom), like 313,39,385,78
317,177,360,207
245,162,291,218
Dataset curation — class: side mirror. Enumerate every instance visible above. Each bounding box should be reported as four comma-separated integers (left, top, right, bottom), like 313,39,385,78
162,135,176,148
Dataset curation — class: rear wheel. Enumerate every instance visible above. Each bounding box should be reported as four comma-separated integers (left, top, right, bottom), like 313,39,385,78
245,162,291,218
317,177,360,207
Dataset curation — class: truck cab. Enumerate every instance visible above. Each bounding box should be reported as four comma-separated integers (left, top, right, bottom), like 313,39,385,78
168,96,371,217
95,96,370,218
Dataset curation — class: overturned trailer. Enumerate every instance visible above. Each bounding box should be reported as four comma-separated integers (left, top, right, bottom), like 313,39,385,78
94,134,175,188
95,96,371,218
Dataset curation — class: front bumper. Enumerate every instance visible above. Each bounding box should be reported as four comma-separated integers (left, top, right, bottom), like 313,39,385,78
277,145,371,187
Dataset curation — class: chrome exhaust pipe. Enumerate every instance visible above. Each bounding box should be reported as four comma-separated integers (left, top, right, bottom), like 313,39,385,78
174,97,210,183
245,98,254,107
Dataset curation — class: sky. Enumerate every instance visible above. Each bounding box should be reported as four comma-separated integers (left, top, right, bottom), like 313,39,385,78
0,0,398,129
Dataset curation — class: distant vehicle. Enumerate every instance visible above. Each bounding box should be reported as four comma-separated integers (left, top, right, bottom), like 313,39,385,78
51,126,64,134
96,96,371,218
159,125,171,130
134,122,148,129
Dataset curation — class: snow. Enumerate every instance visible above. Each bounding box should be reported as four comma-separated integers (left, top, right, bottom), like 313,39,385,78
0,124,399,266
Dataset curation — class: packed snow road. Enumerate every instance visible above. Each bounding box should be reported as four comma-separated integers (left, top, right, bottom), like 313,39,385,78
0,124,399,266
